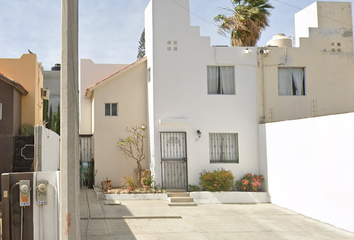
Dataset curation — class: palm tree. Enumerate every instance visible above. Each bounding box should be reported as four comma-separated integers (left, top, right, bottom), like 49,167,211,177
214,0,274,47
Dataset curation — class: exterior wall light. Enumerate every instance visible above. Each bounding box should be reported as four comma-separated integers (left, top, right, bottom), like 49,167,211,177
260,49,269,55
197,130,202,138
244,48,252,54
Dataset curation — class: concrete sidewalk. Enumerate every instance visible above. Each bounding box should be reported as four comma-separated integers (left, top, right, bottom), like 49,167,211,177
80,188,354,240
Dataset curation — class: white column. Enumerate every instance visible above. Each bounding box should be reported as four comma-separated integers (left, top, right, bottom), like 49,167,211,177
60,0,80,239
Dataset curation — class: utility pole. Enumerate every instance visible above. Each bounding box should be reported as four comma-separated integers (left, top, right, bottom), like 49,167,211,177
60,0,80,239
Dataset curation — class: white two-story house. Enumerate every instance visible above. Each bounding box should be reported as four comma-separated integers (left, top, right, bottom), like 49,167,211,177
80,0,354,189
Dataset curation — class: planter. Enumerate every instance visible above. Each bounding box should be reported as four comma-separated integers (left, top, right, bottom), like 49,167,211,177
190,191,270,204
143,185,151,192
126,186,134,193
102,180,112,191
105,193,168,201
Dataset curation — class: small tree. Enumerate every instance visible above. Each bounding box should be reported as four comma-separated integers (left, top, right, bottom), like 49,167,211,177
117,125,147,187
137,29,145,60
52,103,60,135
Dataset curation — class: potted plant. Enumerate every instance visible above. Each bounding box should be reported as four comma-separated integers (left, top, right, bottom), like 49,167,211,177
142,175,153,192
102,177,112,191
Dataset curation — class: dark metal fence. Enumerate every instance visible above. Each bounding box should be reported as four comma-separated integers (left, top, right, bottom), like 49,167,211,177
13,135,34,172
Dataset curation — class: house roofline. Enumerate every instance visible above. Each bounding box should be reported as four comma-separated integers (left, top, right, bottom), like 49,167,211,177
85,57,147,98
0,73,29,95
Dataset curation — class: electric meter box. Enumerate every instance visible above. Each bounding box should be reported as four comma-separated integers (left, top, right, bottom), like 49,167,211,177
36,180,48,205
1,172,34,240
19,180,31,206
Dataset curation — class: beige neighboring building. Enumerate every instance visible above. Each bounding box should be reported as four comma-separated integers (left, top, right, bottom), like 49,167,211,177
82,57,148,186
258,1,354,123
0,54,44,126
80,59,129,134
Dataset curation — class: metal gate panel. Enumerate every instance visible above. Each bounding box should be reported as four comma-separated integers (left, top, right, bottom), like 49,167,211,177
162,161,187,189
13,136,34,172
79,135,93,162
160,132,187,189
161,132,186,159
79,135,94,188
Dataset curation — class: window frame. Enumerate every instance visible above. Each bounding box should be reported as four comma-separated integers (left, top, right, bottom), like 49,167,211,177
209,132,239,163
104,103,118,117
207,66,235,95
278,67,306,96
0,103,2,120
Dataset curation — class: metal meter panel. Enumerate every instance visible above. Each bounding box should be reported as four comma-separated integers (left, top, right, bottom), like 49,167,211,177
1,172,34,240
36,180,48,205
19,180,31,206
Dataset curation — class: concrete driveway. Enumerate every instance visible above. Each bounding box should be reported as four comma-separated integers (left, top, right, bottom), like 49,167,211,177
80,189,354,240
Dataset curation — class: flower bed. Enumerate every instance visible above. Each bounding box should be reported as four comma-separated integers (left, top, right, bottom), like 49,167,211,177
93,186,167,200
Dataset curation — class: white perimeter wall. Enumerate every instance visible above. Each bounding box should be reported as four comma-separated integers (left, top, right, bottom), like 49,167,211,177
259,113,354,233
41,127,60,171
35,125,60,171
33,171,60,240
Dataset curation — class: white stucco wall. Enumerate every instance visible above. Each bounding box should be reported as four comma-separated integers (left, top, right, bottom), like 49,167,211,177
260,113,354,233
41,127,60,171
261,2,354,123
80,59,128,134
34,125,59,171
145,2,155,179
33,171,60,240
92,60,148,186
146,0,260,188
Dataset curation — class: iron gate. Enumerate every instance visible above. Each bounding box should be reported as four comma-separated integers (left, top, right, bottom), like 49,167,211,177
160,132,187,190
13,135,34,172
79,135,94,188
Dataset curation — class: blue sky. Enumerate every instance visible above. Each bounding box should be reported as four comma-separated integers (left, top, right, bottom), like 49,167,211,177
0,0,353,70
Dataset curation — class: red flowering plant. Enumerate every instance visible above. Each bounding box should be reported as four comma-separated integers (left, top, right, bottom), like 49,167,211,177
235,173,264,192
199,168,234,192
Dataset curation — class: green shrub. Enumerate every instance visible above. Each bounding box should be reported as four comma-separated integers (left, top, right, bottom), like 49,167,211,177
188,185,200,192
21,124,34,136
142,175,154,186
199,168,234,192
235,173,264,192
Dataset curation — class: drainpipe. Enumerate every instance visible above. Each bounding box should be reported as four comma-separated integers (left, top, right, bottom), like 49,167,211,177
257,48,266,124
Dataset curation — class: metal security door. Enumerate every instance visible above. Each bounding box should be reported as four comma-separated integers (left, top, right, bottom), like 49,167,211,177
160,132,187,190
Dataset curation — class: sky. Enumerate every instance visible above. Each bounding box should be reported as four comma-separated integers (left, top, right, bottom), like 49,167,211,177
0,0,353,70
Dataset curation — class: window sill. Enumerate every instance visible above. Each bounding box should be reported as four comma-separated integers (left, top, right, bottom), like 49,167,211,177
210,160,239,164
278,95,306,96
207,93,236,95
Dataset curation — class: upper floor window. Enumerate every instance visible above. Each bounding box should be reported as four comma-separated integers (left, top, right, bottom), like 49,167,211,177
105,103,118,116
207,66,235,94
278,67,305,96
210,133,239,163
